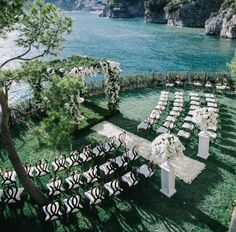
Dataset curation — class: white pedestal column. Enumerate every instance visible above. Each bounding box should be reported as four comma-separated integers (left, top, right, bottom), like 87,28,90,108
160,161,176,198
197,131,210,159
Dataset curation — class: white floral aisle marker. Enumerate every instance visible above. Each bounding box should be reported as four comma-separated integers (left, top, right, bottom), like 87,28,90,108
192,107,218,159
151,134,185,198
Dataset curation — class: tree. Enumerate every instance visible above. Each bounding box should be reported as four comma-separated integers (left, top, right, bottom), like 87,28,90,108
0,0,72,205
229,51,236,88
31,74,84,151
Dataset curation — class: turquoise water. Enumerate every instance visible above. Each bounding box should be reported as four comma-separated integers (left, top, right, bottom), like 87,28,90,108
61,12,236,74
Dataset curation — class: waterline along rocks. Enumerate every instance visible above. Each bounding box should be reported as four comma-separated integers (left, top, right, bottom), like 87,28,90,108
103,0,236,39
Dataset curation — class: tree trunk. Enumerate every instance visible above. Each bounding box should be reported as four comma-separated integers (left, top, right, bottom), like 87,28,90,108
0,89,48,205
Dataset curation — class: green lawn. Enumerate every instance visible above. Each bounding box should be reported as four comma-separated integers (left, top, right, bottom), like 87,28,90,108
1,87,236,232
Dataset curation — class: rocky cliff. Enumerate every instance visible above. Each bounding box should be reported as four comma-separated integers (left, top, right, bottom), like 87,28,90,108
145,0,224,27
144,0,236,38
205,1,236,38
144,0,168,23
165,0,224,27
106,0,144,18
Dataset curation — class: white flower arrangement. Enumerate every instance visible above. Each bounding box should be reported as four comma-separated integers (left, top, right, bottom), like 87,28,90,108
151,133,185,164
100,60,121,112
47,59,121,113
192,107,218,133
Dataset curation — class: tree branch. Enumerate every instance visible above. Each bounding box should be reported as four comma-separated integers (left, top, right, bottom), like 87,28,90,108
0,46,31,68
18,53,44,61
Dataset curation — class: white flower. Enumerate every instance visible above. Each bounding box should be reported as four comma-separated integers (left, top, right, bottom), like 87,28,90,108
192,107,217,132
151,134,185,164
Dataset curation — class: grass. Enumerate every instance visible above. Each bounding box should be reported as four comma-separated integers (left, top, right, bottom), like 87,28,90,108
1,86,236,232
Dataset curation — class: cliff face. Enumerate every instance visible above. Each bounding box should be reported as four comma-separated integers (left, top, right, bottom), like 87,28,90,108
205,2,236,38
143,0,236,38
144,0,224,27
107,0,144,18
144,0,169,23
165,0,224,27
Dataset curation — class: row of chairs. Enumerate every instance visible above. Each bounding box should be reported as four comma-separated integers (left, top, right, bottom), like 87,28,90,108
42,164,154,222
0,133,126,185
177,92,201,140
46,145,139,197
137,91,169,131
178,92,219,140
156,91,185,134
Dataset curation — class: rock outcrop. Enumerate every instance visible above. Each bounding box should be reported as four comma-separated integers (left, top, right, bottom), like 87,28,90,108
144,0,168,24
165,0,224,27
108,0,144,18
205,9,236,38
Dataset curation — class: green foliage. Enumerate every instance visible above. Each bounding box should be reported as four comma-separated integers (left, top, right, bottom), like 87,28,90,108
145,0,170,13
17,0,72,56
229,51,236,86
32,74,84,150
48,55,102,71
221,0,236,13
0,0,27,34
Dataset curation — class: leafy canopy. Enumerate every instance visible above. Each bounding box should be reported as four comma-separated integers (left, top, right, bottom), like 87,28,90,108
0,0,27,34
0,0,73,68
229,51,236,84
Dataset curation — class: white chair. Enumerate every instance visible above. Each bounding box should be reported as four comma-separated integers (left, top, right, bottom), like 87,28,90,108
174,102,183,107
66,152,81,167
169,110,180,117
166,116,176,123
190,96,200,101
103,137,116,153
121,172,139,187
190,105,200,110
136,164,154,178
172,107,183,112
47,177,64,196
207,102,218,108
52,155,67,172
65,171,83,190
24,163,35,178
35,159,50,177
177,130,191,140
190,92,199,97
184,116,193,123
113,132,126,148
1,170,17,185
190,101,200,106
0,189,3,203
182,122,194,131
4,187,24,204
156,126,169,134
84,187,104,205
99,161,116,176
42,202,62,221
124,145,139,161
163,121,175,129
63,195,83,214
83,166,99,184
104,179,123,196
111,155,128,168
